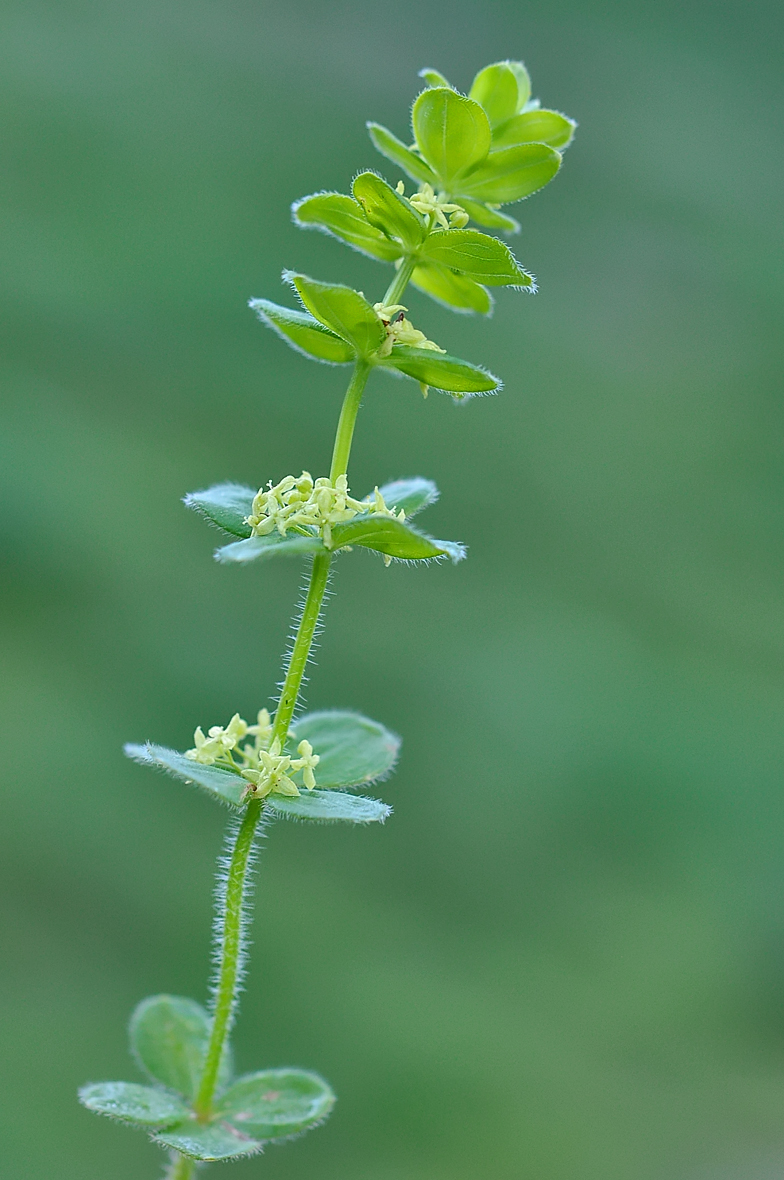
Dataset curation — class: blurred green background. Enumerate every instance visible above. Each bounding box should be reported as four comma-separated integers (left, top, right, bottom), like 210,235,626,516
2,1,783,1177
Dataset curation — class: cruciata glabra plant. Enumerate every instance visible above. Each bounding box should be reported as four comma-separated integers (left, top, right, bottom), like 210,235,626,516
79,60,575,1176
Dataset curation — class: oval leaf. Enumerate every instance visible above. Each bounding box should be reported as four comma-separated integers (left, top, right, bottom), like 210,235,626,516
125,742,248,806
130,995,232,1101
469,62,521,128
458,198,521,234
291,710,400,788
267,789,392,824
418,67,451,88
352,171,425,250
330,514,465,563
217,1069,335,1140
79,1081,189,1128
422,229,534,288
459,143,561,205
292,192,401,262
508,61,532,109
380,345,500,397
154,1120,262,1161
284,272,385,357
412,88,491,184
214,533,326,565
184,483,254,538
371,477,439,517
249,298,355,365
366,122,437,185
492,109,577,151
412,261,493,315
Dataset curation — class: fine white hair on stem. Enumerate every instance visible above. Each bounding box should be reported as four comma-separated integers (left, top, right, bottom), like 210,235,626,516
208,809,268,1027
163,1152,204,1178
272,557,335,722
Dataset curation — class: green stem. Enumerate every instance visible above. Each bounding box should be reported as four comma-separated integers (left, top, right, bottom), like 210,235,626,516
272,550,332,745
194,798,262,1118
329,359,371,482
382,254,417,308
330,258,419,486
192,353,385,1119
166,1154,196,1179
278,351,384,744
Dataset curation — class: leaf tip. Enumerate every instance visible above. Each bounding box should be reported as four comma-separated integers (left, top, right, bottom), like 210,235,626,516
124,741,150,763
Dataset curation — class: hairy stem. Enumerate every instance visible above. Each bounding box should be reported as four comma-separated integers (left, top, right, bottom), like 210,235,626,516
192,345,393,1120
331,256,418,483
192,544,330,1118
277,349,389,742
166,1154,196,1179
194,799,262,1118
273,551,332,744
329,359,371,482
382,254,417,308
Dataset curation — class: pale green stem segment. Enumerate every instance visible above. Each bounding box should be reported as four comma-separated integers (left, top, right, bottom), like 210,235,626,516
329,359,371,483
194,797,262,1118
272,549,332,746
382,254,417,308
166,1154,196,1179
275,348,389,744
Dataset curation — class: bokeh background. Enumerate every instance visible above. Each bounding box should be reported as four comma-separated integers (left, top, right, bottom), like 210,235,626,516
2,1,783,1177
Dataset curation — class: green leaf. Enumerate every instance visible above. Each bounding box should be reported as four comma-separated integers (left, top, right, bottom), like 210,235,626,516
422,229,534,288
216,1069,335,1140
129,995,232,1101
291,710,400,788
372,476,439,516
184,483,254,539
249,298,355,365
411,88,491,185
125,742,248,806
214,533,326,565
418,67,451,88
412,261,493,315
154,1120,262,1161
352,171,425,250
458,198,521,234
329,513,465,563
507,60,532,110
292,192,401,262
492,109,577,151
267,789,391,824
366,122,437,186
469,62,521,128
284,272,385,357
78,1082,189,1128
380,345,501,398
459,143,561,205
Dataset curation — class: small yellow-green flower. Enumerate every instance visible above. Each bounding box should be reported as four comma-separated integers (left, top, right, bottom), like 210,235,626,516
239,736,321,799
373,303,446,359
405,182,469,230
185,709,320,798
295,739,319,790
244,707,274,750
246,472,403,547
186,713,248,764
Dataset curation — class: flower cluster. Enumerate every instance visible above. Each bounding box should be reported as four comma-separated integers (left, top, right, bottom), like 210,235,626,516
374,302,446,359
185,709,320,799
246,472,404,547
402,181,469,230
